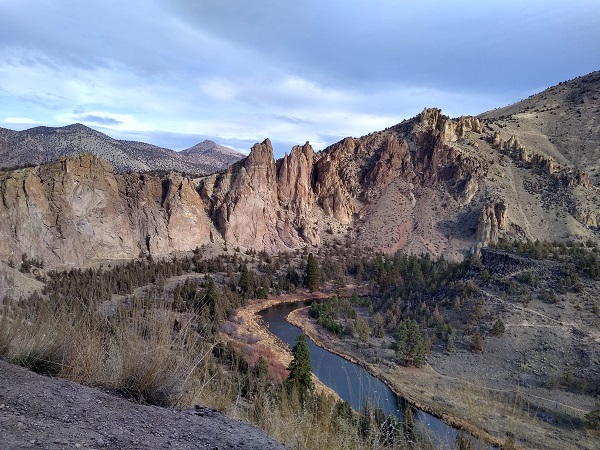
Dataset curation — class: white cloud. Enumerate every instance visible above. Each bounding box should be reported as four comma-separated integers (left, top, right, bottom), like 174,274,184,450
1,0,598,157
2,117,41,124
55,111,153,132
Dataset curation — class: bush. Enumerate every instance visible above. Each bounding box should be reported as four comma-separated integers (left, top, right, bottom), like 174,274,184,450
491,318,505,336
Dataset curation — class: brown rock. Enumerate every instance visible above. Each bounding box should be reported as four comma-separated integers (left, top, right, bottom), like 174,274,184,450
477,198,508,246
0,154,215,267
209,139,284,251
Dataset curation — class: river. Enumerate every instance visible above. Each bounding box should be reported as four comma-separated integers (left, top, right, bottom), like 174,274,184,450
260,301,491,450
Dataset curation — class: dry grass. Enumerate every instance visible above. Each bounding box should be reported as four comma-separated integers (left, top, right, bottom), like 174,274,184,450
0,297,210,407
0,293,418,449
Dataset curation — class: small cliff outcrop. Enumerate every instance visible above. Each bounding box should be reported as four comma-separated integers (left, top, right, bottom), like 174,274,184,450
477,198,509,246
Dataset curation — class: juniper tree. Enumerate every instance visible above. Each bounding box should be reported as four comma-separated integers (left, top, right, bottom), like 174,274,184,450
305,253,321,292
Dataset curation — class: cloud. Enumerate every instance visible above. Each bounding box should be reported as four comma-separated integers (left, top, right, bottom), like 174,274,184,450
76,114,122,126
56,111,152,132
1,0,599,159
2,117,41,124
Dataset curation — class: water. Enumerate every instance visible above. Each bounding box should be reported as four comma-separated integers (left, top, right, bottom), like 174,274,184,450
260,301,491,449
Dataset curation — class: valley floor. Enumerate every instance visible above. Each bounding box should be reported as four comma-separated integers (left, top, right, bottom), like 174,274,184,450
285,305,598,450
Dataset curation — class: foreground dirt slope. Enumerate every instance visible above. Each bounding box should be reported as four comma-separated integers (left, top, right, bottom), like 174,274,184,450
0,360,285,450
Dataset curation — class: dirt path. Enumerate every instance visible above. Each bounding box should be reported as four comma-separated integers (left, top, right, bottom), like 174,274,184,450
481,290,577,327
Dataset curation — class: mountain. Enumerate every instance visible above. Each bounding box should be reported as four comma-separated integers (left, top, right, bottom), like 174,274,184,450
0,71,598,267
180,139,247,171
0,123,244,175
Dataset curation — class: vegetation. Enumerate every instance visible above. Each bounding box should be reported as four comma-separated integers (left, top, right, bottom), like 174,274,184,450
394,319,425,367
284,334,314,398
305,252,321,292
491,318,505,336
1,244,427,449
3,236,598,448
309,299,344,336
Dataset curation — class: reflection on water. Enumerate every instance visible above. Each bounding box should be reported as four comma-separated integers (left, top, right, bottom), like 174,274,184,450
260,302,492,450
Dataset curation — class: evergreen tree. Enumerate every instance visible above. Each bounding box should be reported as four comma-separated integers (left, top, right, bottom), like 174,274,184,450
491,318,505,336
446,330,456,353
471,330,484,353
395,319,425,367
372,312,385,338
403,403,416,441
355,316,370,342
358,399,374,440
238,263,255,300
305,253,321,292
285,334,314,397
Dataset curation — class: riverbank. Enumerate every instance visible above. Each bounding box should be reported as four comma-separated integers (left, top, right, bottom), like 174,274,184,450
234,290,596,449
285,304,596,450
286,306,506,449
228,291,338,398
234,292,504,447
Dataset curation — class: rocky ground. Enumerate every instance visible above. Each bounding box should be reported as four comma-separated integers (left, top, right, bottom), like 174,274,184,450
0,360,285,450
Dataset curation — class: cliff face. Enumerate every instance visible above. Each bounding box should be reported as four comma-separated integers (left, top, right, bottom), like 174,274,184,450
0,154,217,266
207,139,282,251
2,73,599,267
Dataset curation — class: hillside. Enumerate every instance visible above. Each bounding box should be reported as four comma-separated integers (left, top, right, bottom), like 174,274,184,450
180,139,247,171
0,124,244,175
0,359,285,449
479,70,600,183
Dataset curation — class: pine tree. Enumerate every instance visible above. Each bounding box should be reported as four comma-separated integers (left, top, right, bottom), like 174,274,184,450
305,253,321,292
238,263,255,300
285,334,314,397
372,312,385,338
471,329,484,353
395,319,425,367
403,403,415,441
491,318,505,336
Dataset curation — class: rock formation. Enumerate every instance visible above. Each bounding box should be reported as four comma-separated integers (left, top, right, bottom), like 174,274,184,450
1,71,600,266
477,198,508,246
0,154,217,266
206,139,282,252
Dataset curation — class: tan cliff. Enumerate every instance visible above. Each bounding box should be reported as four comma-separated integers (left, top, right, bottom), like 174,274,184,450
0,154,217,266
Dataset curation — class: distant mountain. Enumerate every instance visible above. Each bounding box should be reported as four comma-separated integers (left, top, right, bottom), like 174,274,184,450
0,124,244,175
180,140,247,172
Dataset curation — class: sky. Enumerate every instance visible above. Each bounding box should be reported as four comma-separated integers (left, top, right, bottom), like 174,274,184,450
0,0,599,157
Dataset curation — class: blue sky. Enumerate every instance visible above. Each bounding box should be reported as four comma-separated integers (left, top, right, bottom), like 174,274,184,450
0,0,598,157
